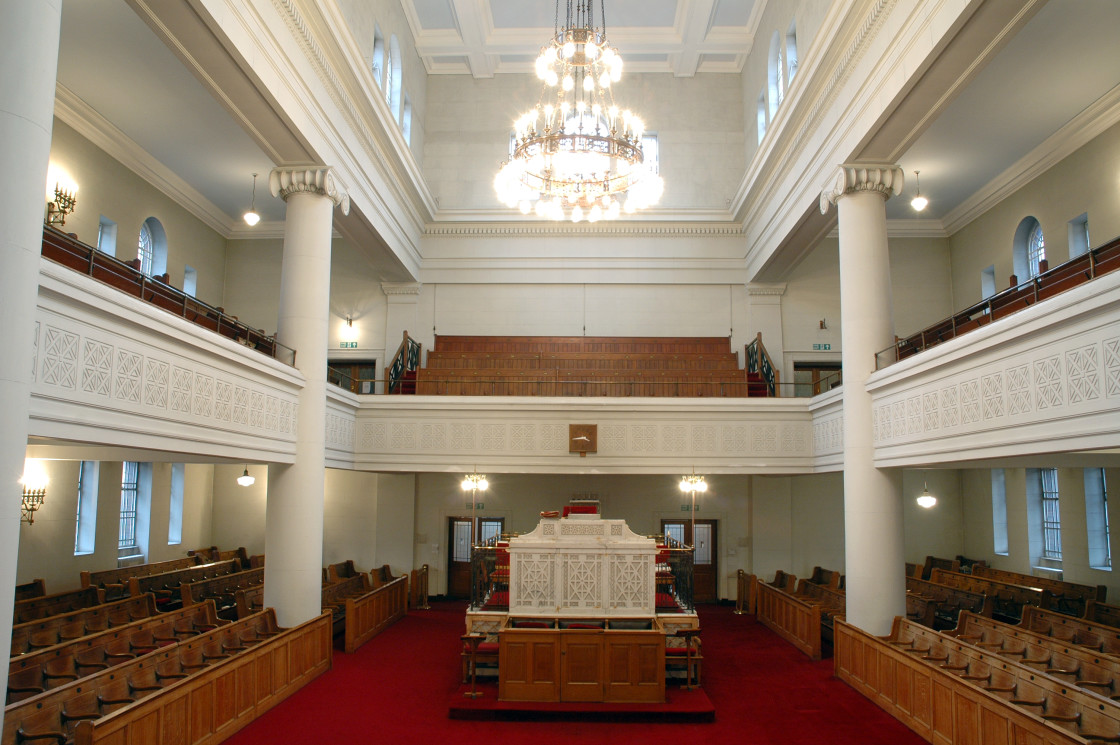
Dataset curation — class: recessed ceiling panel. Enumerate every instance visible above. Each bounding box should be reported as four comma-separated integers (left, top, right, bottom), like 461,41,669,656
489,0,679,30
700,53,738,64
712,0,756,27
412,0,458,30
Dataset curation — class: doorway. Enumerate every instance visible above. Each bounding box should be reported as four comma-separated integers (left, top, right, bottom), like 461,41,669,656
661,519,719,603
793,361,842,397
446,516,504,600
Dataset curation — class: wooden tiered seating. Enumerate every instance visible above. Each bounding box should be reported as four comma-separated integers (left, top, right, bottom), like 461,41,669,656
836,616,1120,744
127,559,240,611
187,546,252,569
416,336,765,397
970,565,1105,617
2,609,330,745
80,556,203,601
14,579,46,601
7,600,225,704
235,586,266,620
928,567,1051,622
180,567,264,620
949,610,1120,700
14,587,105,625
11,595,160,657
906,575,992,630
1084,600,1120,629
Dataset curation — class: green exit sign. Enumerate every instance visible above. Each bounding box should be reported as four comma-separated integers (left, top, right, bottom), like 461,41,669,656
467,501,484,510
812,343,831,351
681,504,699,512
339,341,358,349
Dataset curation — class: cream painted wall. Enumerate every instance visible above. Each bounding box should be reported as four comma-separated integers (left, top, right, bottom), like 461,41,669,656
423,72,745,211
948,120,1120,308
375,473,416,576
323,468,381,570
47,119,228,301
962,466,1120,600
16,460,213,593
211,464,268,556
412,472,751,601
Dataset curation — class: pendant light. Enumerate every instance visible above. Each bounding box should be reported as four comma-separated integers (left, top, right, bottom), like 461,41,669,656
243,173,261,226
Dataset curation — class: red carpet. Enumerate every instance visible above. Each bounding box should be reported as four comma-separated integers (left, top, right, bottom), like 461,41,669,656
224,602,926,745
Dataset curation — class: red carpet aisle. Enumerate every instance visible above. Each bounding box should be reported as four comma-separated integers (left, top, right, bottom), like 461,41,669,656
225,602,925,745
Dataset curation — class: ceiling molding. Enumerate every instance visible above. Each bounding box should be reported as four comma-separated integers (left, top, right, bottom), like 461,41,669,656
53,84,239,238
431,206,737,225
941,82,1120,236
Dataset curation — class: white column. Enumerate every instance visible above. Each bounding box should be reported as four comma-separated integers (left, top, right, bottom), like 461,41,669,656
265,167,349,627
0,1,62,727
820,164,905,635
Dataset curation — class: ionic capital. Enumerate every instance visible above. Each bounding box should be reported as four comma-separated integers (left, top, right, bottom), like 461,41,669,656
269,166,350,215
819,163,904,214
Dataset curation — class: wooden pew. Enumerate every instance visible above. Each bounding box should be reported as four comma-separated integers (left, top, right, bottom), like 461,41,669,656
341,575,408,653
11,595,160,658
922,555,961,579
734,570,757,615
4,610,330,745
369,564,397,589
180,568,264,620
14,579,46,601
755,578,825,660
835,616,1120,745
14,587,105,625
187,546,251,569
235,586,265,620
409,564,430,609
906,575,992,630
7,600,225,704
949,610,1120,699
970,565,1105,617
326,560,360,583
807,566,843,589
1020,606,1120,657
905,562,923,579
127,559,240,611
80,556,202,601
768,570,797,592
1084,600,1120,630
929,567,1051,622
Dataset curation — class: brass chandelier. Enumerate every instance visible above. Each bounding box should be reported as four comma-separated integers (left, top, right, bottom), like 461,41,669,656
494,0,663,222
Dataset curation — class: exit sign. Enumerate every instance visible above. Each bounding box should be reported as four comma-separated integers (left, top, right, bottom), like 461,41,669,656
812,343,831,351
680,504,699,512
339,341,358,349
467,501,484,510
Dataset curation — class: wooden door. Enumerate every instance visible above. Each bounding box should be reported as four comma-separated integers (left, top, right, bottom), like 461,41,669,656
662,519,719,604
447,518,472,599
560,634,604,702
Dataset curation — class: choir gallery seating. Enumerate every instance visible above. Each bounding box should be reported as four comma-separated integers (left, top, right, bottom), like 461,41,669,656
414,335,769,397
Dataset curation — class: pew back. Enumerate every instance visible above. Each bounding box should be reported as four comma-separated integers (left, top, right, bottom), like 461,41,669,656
80,556,202,600
11,595,160,657
14,587,105,625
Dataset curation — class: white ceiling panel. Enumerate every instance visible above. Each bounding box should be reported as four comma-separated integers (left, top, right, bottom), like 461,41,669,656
412,0,458,30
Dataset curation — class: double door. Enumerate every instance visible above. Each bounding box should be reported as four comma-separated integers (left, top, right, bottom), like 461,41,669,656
661,519,718,604
446,516,504,600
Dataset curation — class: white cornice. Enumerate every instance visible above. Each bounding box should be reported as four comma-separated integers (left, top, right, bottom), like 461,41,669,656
424,219,745,238
942,82,1120,236
53,84,238,238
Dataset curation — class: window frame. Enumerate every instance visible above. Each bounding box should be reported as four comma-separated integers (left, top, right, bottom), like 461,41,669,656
119,461,140,553
1039,467,1062,560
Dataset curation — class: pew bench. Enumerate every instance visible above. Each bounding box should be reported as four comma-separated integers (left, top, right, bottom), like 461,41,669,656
186,546,251,570
80,556,202,601
768,570,797,592
14,587,105,625
369,564,397,589
807,566,844,590
320,574,409,652
127,559,240,611
1020,606,1120,658
929,567,1050,622
971,565,1104,617
326,559,360,583
235,585,265,620
15,579,47,601
180,567,264,620
755,578,826,660
11,595,160,658
906,575,992,630
7,600,225,705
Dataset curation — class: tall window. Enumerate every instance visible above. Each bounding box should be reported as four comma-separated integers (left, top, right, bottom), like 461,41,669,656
137,223,154,275
75,461,99,555
785,22,799,83
991,469,1008,555
1068,213,1090,258
137,216,167,277
168,463,185,545
388,35,403,120
1027,222,1046,277
1085,468,1111,570
402,93,413,145
767,31,784,119
372,24,386,88
1013,216,1045,281
1037,467,1062,560
641,134,660,176
757,90,767,144
97,216,117,256
119,461,140,552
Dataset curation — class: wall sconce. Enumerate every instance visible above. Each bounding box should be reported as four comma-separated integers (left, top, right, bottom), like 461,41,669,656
910,170,928,212
46,184,78,226
18,461,49,525
236,466,256,487
243,173,261,226
916,481,937,509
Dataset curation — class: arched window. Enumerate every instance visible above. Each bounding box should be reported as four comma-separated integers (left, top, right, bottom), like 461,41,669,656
388,34,403,121
402,93,413,145
767,31,784,119
785,21,799,83
137,217,168,277
1013,216,1045,280
757,89,767,144
372,24,386,88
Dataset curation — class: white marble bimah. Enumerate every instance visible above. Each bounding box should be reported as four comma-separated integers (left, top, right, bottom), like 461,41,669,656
507,514,657,617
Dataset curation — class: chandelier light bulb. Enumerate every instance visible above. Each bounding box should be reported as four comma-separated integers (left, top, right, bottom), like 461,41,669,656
562,74,574,91
583,75,595,92
563,41,576,58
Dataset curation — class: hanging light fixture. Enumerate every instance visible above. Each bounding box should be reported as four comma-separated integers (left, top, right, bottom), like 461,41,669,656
916,481,937,509
237,466,256,487
243,173,261,226
910,170,928,212
494,0,663,222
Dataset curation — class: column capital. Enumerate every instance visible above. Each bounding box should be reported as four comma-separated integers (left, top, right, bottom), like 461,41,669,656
270,166,350,215
380,282,422,297
819,163,903,214
746,282,787,297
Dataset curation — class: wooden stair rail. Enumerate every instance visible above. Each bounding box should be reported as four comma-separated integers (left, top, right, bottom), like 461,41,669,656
745,332,780,397
386,329,422,394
